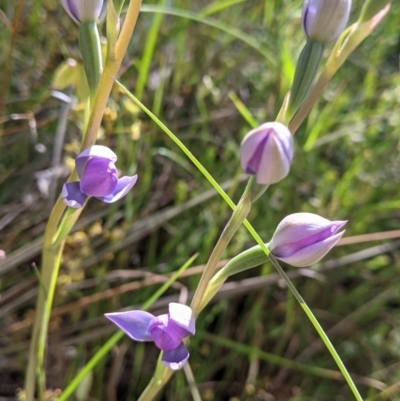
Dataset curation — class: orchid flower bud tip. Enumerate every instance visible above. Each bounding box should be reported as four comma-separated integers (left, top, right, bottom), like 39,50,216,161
269,213,347,267
60,0,104,24
302,0,352,44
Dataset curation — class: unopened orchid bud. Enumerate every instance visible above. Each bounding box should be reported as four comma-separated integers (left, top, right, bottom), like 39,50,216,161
302,0,352,44
62,145,137,208
269,213,347,267
105,303,195,370
240,122,294,185
60,0,104,24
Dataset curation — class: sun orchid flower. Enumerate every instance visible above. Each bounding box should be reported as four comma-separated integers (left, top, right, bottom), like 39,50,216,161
62,145,137,208
302,0,352,44
268,213,347,267
105,303,195,370
60,0,104,24
240,122,294,185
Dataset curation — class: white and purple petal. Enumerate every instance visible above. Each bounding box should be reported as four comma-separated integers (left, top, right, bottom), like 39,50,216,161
275,231,345,267
61,182,88,208
269,213,346,253
168,303,195,336
60,0,104,24
77,145,118,162
78,0,104,22
161,342,190,370
76,146,117,178
241,128,272,174
105,310,155,342
60,0,81,23
302,0,351,44
269,213,347,267
240,122,293,185
271,221,347,258
97,175,138,203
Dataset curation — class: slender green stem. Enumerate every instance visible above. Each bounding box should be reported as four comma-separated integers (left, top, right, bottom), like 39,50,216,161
52,206,86,248
37,242,64,401
25,198,68,401
183,363,203,401
301,304,364,401
268,254,363,401
138,365,174,401
190,177,253,315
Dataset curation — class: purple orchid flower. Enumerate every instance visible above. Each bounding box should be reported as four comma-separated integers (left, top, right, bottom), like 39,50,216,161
240,122,294,185
60,0,104,24
62,145,137,208
105,303,195,370
268,213,347,267
302,0,352,44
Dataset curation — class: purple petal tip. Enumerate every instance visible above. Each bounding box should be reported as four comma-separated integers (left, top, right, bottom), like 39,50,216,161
161,342,190,370
105,310,155,342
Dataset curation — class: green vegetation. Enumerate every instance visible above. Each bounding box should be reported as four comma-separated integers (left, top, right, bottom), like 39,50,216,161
1,0,400,400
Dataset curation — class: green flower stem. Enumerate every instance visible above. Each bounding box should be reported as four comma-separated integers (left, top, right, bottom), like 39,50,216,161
183,363,202,401
138,362,174,401
25,197,68,401
26,198,86,401
287,40,325,121
200,244,269,312
52,206,87,248
289,4,390,134
79,21,103,102
268,254,363,401
36,241,64,398
24,1,144,399
190,177,253,316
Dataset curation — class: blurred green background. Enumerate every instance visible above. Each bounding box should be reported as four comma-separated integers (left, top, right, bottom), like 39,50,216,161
1,0,400,400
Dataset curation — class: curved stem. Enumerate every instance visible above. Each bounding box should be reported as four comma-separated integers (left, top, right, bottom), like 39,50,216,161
268,254,363,401
190,178,253,315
